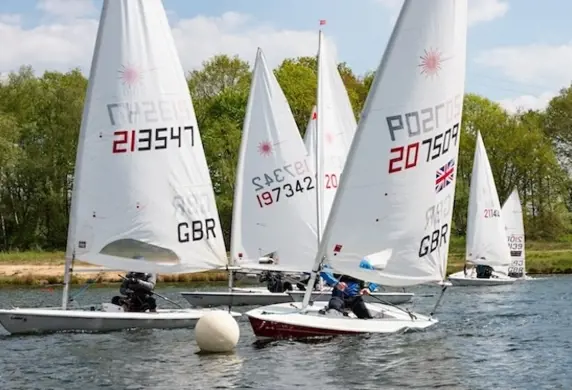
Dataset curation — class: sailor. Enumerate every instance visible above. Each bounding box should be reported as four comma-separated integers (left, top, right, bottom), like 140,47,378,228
111,257,157,312
259,271,293,292
475,263,493,279
296,272,321,291
319,259,377,319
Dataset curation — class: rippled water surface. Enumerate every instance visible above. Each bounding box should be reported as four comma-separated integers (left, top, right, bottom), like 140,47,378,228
1,276,571,389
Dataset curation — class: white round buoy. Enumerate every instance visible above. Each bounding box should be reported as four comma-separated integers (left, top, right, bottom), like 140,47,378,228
195,311,240,353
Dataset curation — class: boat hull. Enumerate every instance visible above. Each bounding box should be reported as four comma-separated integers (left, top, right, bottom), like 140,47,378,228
182,290,293,307
182,288,414,307
0,307,242,335
287,291,413,305
245,301,436,340
448,270,517,286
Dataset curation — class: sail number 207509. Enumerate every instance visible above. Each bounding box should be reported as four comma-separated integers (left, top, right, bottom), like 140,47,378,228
388,123,459,174
385,95,462,174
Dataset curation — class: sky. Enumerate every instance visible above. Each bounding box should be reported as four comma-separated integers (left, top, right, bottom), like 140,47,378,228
0,0,570,113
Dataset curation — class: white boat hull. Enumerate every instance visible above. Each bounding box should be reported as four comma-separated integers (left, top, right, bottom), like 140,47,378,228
448,270,517,286
287,291,413,305
245,301,436,340
0,306,242,335
181,288,414,307
182,290,293,307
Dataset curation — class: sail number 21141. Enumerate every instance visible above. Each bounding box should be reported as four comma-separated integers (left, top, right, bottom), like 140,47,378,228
484,208,501,218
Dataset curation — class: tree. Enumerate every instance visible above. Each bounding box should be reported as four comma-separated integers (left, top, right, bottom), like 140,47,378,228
454,94,569,239
274,57,317,129
1,56,571,251
544,84,572,168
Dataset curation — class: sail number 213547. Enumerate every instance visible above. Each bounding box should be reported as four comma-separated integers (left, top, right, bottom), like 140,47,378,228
112,126,194,153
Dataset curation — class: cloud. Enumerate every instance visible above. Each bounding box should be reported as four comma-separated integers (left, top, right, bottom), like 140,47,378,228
475,44,572,88
374,0,509,26
0,6,322,75
171,12,321,71
0,14,21,25
467,0,508,25
476,43,572,113
36,0,97,19
498,91,557,114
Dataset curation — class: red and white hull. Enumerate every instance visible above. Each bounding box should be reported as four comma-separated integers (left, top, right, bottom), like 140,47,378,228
246,301,437,340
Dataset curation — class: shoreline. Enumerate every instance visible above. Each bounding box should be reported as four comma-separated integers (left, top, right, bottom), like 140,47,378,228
0,261,569,287
0,264,229,287
1,245,572,287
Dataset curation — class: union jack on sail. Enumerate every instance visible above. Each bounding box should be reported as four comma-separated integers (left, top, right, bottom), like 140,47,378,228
435,158,455,193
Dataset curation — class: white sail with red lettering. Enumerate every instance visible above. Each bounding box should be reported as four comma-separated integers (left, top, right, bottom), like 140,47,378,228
230,48,318,273
65,0,227,274
314,31,358,235
314,0,468,286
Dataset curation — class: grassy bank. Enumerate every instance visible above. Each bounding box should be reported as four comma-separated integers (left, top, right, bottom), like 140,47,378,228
0,251,230,287
0,270,230,287
447,237,572,275
1,239,571,286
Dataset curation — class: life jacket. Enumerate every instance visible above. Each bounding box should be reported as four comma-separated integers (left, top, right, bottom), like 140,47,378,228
333,273,365,289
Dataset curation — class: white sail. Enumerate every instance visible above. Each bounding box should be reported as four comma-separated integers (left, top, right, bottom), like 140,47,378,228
230,48,318,273
65,0,227,274
303,105,317,159
315,31,358,234
501,189,526,276
312,0,468,287
465,132,511,268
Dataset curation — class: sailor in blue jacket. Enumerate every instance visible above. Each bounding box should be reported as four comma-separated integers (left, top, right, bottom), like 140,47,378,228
319,259,378,319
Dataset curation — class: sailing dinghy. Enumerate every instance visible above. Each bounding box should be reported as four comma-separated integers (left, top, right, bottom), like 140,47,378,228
183,36,412,308
246,0,468,340
0,0,240,335
289,29,413,305
501,189,529,279
182,48,318,308
449,133,516,286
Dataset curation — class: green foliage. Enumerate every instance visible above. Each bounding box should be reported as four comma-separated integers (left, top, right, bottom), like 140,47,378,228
0,55,571,252
274,57,317,129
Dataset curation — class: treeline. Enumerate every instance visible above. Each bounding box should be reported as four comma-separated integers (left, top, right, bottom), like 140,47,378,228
1,55,572,252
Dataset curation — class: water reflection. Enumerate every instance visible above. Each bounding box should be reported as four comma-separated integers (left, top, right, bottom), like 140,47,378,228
1,279,572,389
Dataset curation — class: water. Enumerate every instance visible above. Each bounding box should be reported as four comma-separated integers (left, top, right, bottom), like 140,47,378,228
1,276,571,389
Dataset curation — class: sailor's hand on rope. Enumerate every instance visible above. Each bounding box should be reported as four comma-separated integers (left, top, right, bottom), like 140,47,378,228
360,288,370,296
